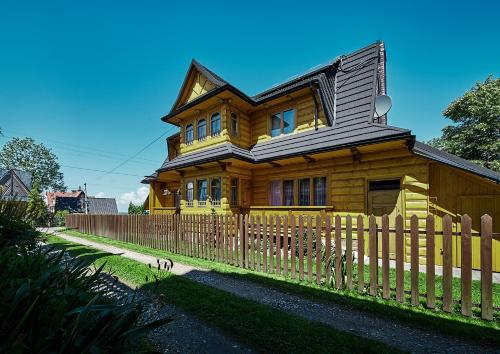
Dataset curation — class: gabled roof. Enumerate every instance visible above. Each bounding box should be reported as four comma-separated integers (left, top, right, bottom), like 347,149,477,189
0,169,32,200
163,41,384,128
46,190,84,207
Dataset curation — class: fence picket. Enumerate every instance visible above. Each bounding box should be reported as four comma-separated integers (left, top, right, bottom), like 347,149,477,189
283,216,289,277
357,215,364,293
269,216,274,273
239,214,244,268
426,215,435,309
299,216,304,281
276,216,281,275
316,216,322,285
335,215,342,289
263,215,268,273
410,215,419,306
395,215,404,303
256,216,261,272
307,216,313,283
250,216,255,270
290,216,296,279
346,215,353,290
244,214,249,269
442,215,453,312
481,214,493,321
461,214,472,317
369,215,378,296
382,214,390,300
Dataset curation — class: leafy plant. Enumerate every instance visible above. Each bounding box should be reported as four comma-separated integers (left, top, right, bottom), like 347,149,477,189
26,180,49,227
128,202,145,215
325,248,355,290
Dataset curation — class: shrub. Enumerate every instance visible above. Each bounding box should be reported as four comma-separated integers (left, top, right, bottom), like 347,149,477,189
0,198,40,248
53,210,69,226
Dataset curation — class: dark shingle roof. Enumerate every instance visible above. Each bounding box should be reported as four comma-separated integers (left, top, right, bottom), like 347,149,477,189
413,141,500,183
87,197,118,214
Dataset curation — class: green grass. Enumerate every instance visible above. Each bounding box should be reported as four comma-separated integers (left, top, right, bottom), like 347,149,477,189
46,235,401,354
54,229,500,344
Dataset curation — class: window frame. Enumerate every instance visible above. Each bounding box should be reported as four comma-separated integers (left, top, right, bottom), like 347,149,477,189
185,123,194,145
267,175,329,207
230,177,239,207
268,180,282,206
230,112,238,137
269,107,296,137
197,179,208,206
197,118,207,141
185,181,194,207
313,176,327,206
210,112,221,137
210,177,221,207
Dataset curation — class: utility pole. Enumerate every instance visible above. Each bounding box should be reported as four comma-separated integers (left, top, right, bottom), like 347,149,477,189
83,183,88,214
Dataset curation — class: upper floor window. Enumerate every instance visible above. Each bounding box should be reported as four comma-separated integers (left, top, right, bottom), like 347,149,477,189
270,108,295,137
186,182,194,207
197,179,207,206
197,118,206,141
210,178,221,206
230,112,238,136
211,112,221,136
185,124,194,145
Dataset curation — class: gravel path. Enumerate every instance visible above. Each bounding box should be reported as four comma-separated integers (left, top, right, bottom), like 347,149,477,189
52,230,499,354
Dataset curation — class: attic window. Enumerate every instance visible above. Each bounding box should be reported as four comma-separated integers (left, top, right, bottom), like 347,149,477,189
211,113,221,136
230,112,238,136
270,108,296,137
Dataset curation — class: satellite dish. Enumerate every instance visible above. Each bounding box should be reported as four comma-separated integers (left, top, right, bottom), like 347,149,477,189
374,95,392,117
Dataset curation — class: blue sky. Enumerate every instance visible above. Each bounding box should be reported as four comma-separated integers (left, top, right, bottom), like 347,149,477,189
0,1,498,211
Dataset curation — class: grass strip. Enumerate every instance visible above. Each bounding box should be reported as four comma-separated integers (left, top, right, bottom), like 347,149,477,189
54,230,500,344
46,235,400,354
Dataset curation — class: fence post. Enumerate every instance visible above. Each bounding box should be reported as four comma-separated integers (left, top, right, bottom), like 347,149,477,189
395,215,404,302
256,216,261,272
345,215,353,290
442,215,453,312
334,215,342,289
461,214,472,317
315,215,322,285
480,214,493,321
299,216,304,281
369,215,378,296
307,216,313,283
357,215,364,293
410,215,419,306
381,214,390,300
426,214,436,309
325,216,332,285
276,215,281,275
283,216,289,278
263,215,268,272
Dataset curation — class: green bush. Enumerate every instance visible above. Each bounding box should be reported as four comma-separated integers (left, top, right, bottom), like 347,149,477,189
53,210,69,226
0,197,169,353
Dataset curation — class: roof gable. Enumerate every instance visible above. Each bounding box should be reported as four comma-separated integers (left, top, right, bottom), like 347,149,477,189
171,59,229,112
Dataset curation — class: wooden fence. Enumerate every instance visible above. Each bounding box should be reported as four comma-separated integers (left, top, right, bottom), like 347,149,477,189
66,213,497,321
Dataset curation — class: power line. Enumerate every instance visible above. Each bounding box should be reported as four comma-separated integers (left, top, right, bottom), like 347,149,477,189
93,126,177,181
61,164,144,177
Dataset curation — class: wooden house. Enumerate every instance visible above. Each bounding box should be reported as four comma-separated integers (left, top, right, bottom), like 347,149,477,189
142,42,500,270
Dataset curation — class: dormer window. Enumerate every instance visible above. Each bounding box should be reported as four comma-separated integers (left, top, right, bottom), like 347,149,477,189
230,112,238,136
270,108,296,137
211,112,221,136
185,124,194,145
197,118,206,141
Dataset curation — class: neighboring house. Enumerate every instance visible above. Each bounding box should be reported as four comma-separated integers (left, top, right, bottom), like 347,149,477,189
142,41,500,269
87,197,118,214
47,189,85,213
47,188,118,214
0,169,32,201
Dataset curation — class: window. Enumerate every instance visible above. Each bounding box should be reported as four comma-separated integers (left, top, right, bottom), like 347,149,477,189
269,180,281,206
299,178,310,206
283,180,294,206
197,179,207,206
185,124,194,145
186,182,194,207
211,112,221,136
197,118,206,141
369,179,401,191
230,112,238,136
210,178,221,206
313,177,327,206
271,112,281,137
230,178,238,206
270,108,295,137
283,109,295,134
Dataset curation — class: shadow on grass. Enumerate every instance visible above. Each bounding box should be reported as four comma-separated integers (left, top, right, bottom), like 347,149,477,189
196,269,500,345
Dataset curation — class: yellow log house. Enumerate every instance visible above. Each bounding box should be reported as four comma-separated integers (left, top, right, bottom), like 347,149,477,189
142,42,500,270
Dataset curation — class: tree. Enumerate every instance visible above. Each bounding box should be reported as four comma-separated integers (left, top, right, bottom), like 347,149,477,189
0,137,66,191
428,76,500,172
128,202,145,214
26,181,49,226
